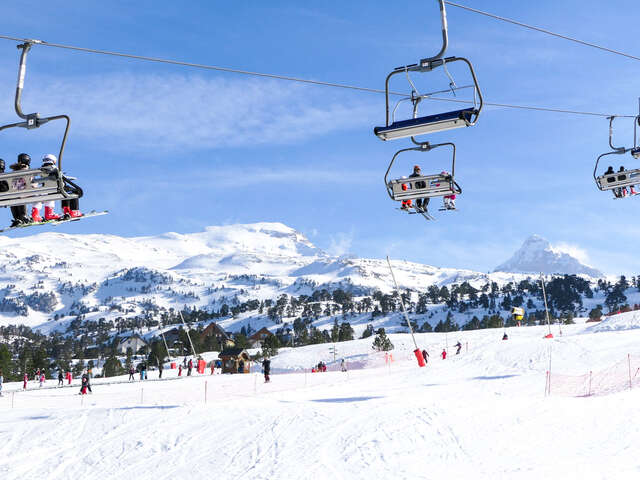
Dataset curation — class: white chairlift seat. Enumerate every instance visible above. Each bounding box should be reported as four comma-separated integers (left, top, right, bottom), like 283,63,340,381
0,168,78,207
388,173,460,200
595,168,640,191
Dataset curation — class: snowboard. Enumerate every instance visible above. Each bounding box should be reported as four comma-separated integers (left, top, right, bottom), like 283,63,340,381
0,210,108,233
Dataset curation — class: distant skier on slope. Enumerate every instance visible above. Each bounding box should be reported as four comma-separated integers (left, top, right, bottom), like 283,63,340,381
441,349,447,360
187,359,193,376
128,366,135,381
58,370,64,387
422,349,429,364
262,357,271,383
502,333,509,341
455,342,462,355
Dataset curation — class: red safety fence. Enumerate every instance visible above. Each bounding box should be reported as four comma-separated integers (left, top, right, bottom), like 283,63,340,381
546,354,640,397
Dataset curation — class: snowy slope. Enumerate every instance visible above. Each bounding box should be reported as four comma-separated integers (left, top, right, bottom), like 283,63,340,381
494,234,603,277
2,322,640,479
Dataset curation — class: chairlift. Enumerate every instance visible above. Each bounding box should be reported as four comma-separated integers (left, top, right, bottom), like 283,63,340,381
593,116,640,197
384,140,461,220
373,0,483,141
0,41,105,227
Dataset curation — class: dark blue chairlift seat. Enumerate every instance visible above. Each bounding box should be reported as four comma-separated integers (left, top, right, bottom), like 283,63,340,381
374,108,478,141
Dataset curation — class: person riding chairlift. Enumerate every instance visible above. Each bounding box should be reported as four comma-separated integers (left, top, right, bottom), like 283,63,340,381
399,177,413,210
441,170,456,209
410,165,429,212
31,154,64,222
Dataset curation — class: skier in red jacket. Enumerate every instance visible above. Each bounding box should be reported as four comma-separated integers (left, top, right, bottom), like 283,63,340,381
23,373,28,390
441,349,447,360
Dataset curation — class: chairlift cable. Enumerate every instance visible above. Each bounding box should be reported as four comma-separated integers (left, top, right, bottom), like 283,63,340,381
0,34,634,119
0,34,468,98
445,1,640,63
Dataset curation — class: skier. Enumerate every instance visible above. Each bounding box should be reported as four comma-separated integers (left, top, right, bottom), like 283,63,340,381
80,371,92,394
67,371,72,385
80,375,89,395
421,349,429,364
210,361,215,375
502,332,509,340
23,372,28,390
455,341,462,355
140,363,147,381
441,171,456,210
441,349,447,360
409,165,429,212
178,364,183,377
158,362,163,379
399,178,413,211
187,359,193,376
57,370,64,387
340,358,347,372
262,357,271,383
238,359,245,374
128,366,135,381
8,154,32,227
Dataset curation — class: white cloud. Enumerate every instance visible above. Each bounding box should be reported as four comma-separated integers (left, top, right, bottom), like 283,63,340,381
8,72,375,152
551,242,591,265
327,231,354,257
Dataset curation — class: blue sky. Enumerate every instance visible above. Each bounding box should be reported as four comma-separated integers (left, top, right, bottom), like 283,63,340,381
0,0,639,275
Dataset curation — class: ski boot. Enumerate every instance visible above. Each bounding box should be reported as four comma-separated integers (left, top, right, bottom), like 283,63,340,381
31,207,43,223
44,206,61,221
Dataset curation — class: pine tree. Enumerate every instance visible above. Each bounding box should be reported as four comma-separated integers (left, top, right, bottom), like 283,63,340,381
261,335,280,357
372,328,394,352
361,324,375,339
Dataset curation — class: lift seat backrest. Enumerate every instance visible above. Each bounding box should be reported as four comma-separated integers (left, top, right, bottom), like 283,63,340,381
389,174,457,200
0,168,76,207
596,169,640,191
374,108,478,141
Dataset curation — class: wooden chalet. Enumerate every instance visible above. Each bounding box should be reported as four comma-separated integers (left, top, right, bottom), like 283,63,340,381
218,348,251,374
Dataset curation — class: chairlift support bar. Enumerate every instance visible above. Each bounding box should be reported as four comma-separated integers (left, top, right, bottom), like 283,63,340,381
0,41,71,172
375,56,483,141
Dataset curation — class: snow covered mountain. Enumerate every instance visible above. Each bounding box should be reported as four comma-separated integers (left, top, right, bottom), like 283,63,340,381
0,224,602,335
493,234,602,277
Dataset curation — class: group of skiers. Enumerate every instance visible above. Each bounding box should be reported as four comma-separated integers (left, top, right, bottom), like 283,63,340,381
603,165,638,198
0,152,82,227
400,164,456,212
420,341,463,362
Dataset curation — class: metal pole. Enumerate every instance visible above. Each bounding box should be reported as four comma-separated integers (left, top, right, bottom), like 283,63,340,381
205,381,208,403
141,387,144,404
540,274,552,336
179,312,198,360
629,354,633,390
160,321,172,362
386,256,418,351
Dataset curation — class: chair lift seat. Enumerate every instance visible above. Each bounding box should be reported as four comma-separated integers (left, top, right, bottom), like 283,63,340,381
388,173,459,200
595,168,640,191
0,168,79,208
374,108,478,141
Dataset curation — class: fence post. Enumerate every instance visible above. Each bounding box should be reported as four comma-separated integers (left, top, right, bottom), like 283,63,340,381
628,354,632,390
545,371,549,396
205,381,208,404
588,371,592,397
141,388,144,404
304,370,307,387
254,374,257,395
465,342,468,353
11,392,14,409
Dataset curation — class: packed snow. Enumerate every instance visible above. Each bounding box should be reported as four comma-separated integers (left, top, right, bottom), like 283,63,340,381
2,316,640,479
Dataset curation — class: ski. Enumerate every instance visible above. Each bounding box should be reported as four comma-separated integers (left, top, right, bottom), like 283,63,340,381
0,210,108,233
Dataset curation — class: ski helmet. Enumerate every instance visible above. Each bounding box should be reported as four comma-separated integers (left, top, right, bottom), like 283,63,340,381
413,165,421,172
17,153,31,166
42,153,57,167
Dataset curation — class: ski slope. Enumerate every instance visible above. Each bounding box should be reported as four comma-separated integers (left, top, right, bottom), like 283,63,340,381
2,318,640,479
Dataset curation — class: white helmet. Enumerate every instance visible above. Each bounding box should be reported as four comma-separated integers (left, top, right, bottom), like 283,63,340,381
42,154,57,165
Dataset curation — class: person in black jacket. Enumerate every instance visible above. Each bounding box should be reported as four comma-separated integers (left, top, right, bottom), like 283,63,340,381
57,370,64,387
409,165,429,212
262,358,271,383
